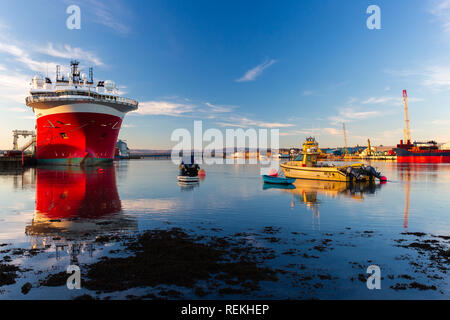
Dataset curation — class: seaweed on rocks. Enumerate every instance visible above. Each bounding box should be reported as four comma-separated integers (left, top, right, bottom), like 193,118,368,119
81,228,279,295
0,263,20,287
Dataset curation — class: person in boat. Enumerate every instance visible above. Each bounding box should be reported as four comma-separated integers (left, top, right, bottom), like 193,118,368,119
179,155,200,177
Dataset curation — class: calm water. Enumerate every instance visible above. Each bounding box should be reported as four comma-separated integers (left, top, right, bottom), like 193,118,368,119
0,159,449,299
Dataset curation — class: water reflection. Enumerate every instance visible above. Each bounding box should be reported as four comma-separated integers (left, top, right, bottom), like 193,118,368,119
177,181,200,191
389,163,450,230
397,165,412,230
264,180,383,228
283,180,381,202
0,167,36,190
25,165,136,263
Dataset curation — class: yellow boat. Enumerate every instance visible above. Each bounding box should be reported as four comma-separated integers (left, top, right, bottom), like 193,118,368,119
280,140,385,182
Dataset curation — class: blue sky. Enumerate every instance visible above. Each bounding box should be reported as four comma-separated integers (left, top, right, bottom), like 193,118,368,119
1,0,450,149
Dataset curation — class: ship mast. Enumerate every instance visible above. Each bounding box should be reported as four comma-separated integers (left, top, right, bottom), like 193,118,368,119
402,90,411,144
70,60,81,84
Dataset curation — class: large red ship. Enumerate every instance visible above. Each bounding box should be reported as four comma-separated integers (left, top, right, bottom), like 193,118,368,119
25,61,138,166
394,90,450,163
395,140,450,163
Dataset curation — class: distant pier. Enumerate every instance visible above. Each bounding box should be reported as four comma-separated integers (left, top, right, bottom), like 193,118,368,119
0,155,36,169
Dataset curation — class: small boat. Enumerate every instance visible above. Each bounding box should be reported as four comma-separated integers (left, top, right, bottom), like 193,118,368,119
277,153,290,159
178,155,201,183
177,175,199,182
280,138,387,182
262,175,296,185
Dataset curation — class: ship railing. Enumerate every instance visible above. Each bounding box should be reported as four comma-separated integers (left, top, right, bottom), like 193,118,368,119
26,94,138,107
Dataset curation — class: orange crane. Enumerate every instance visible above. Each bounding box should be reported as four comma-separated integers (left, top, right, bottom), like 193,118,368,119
402,90,411,144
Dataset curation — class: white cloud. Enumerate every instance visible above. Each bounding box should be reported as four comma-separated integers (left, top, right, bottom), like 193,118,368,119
133,101,195,116
280,128,321,136
0,42,57,72
133,99,291,129
379,128,403,140
280,127,348,137
37,43,103,66
258,122,294,128
432,119,450,126
362,96,399,105
430,0,450,33
329,107,381,124
323,127,341,135
385,66,450,91
203,102,235,113
362,95,424,105
236,59,276,82
0,72,29,104
217,116,293,128
422,65,450,89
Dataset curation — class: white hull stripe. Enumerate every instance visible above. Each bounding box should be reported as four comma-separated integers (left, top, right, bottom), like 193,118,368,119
34,103,125,119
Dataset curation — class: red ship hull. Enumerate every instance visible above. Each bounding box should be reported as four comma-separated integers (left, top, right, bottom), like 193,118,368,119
36,112,122,165
395,146,450,163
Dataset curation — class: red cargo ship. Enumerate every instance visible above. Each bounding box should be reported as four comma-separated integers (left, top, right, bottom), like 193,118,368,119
395,140,450,163
394,89,450,163
25,61,138,166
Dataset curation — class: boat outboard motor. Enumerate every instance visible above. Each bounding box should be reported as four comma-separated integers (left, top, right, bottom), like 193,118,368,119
345,166,364,181
363,165,382,179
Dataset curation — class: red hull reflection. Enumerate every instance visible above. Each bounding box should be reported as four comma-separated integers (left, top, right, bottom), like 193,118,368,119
35,165,121,219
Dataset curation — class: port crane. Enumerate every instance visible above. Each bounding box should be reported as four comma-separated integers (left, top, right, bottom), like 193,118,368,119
402,90,411,144
342,123,349,155
12,130,35,151
367,139,372,156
